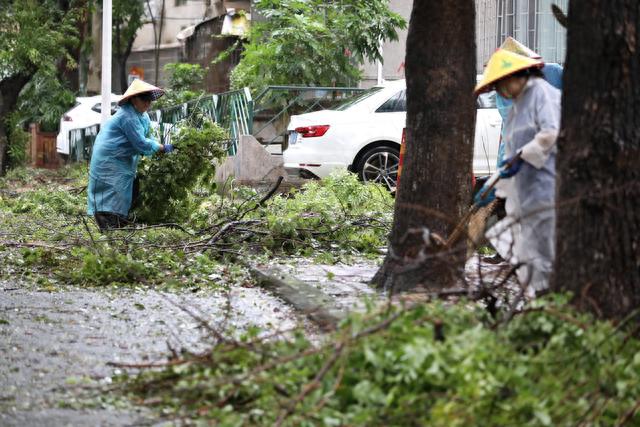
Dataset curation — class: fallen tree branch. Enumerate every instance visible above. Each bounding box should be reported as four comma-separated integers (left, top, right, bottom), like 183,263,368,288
0,240,69,251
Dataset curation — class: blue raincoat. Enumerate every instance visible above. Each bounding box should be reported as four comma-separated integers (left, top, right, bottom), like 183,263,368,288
87,103,161,217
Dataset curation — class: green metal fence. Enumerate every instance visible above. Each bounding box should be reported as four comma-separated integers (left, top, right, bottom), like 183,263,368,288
149,88,252,155
68,124,100,162
149,94,219,147
62,85,364,161
214,87,253,155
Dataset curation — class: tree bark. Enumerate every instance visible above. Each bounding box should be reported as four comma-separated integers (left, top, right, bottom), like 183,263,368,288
371,1,476,292
0,73,35,174
553,1,640,321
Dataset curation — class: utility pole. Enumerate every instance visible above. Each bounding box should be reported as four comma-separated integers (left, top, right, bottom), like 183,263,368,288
101,0,112,125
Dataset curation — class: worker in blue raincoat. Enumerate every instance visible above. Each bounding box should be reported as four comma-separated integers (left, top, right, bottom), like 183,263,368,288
87,79,174,230
474,49,561,296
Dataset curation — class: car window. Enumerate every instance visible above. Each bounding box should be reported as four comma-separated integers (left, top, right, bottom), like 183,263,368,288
477,90,497,109
334,87,384,111
91,102,120,115
376,90,406,113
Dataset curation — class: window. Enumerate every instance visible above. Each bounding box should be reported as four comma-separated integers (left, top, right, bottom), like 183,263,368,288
175,0,187,6
334,87,384,111
376,90,406,113
91,102,120,115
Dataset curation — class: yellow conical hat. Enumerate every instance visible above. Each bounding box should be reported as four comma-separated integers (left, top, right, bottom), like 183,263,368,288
474,49,543,95
499,37,541,59
118,79,165,105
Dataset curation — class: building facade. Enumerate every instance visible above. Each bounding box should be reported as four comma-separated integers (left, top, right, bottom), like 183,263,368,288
476,0,568,70
364,0,568,86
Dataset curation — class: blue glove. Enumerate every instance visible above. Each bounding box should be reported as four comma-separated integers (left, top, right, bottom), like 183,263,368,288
164,144,174,153
499,153,523,178
474,185,496,208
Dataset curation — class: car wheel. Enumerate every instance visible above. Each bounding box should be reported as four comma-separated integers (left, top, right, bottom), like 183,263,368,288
356,145,400,192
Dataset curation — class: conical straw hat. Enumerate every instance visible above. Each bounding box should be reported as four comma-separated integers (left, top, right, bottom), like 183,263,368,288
475,49,543,95
118,79,165,105
499,37,541,59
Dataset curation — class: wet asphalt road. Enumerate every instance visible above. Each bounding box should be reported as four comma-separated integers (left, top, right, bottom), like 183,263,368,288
0,281,304,426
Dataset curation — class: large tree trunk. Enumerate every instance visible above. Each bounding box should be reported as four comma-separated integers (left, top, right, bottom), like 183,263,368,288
0,73,34,174
371,1,476,293
553,1,640,321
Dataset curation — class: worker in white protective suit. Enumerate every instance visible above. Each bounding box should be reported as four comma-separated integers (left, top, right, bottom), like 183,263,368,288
487,38,563,266
474,49,561,296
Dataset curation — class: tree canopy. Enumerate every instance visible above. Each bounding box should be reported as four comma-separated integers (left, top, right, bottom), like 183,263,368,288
230,0,406,91
0,0,79,79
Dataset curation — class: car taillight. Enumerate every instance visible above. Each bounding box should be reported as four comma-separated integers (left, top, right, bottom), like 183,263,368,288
295,125,330,138
63,115,73,122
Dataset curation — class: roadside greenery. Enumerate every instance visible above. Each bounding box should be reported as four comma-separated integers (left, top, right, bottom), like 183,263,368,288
0,0,81,172
121,295,640,426
230,0,406,92
0,162,393,290
5,112,30,167
1,160,638,427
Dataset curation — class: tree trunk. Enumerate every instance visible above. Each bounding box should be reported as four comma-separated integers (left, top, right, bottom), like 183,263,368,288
371,1,476,293
553,1,640,321
0,73,34,174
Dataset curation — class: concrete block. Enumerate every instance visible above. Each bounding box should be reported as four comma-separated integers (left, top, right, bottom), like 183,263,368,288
215,134,289,188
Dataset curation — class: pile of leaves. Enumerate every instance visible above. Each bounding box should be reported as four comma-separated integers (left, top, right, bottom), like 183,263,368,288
133,115,228,224
121,296,640,426
190,171,394,260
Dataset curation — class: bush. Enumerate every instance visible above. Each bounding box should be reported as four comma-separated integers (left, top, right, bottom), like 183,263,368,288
152,63,207,109
5,113,29,168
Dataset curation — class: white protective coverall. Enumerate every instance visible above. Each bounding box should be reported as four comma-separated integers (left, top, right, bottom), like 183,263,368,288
487,77,561,294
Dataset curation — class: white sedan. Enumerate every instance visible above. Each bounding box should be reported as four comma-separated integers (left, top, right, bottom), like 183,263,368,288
283,79,502,190
56,94,122,155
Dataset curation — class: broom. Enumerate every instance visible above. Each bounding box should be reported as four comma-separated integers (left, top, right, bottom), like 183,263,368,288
445,152,522,252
